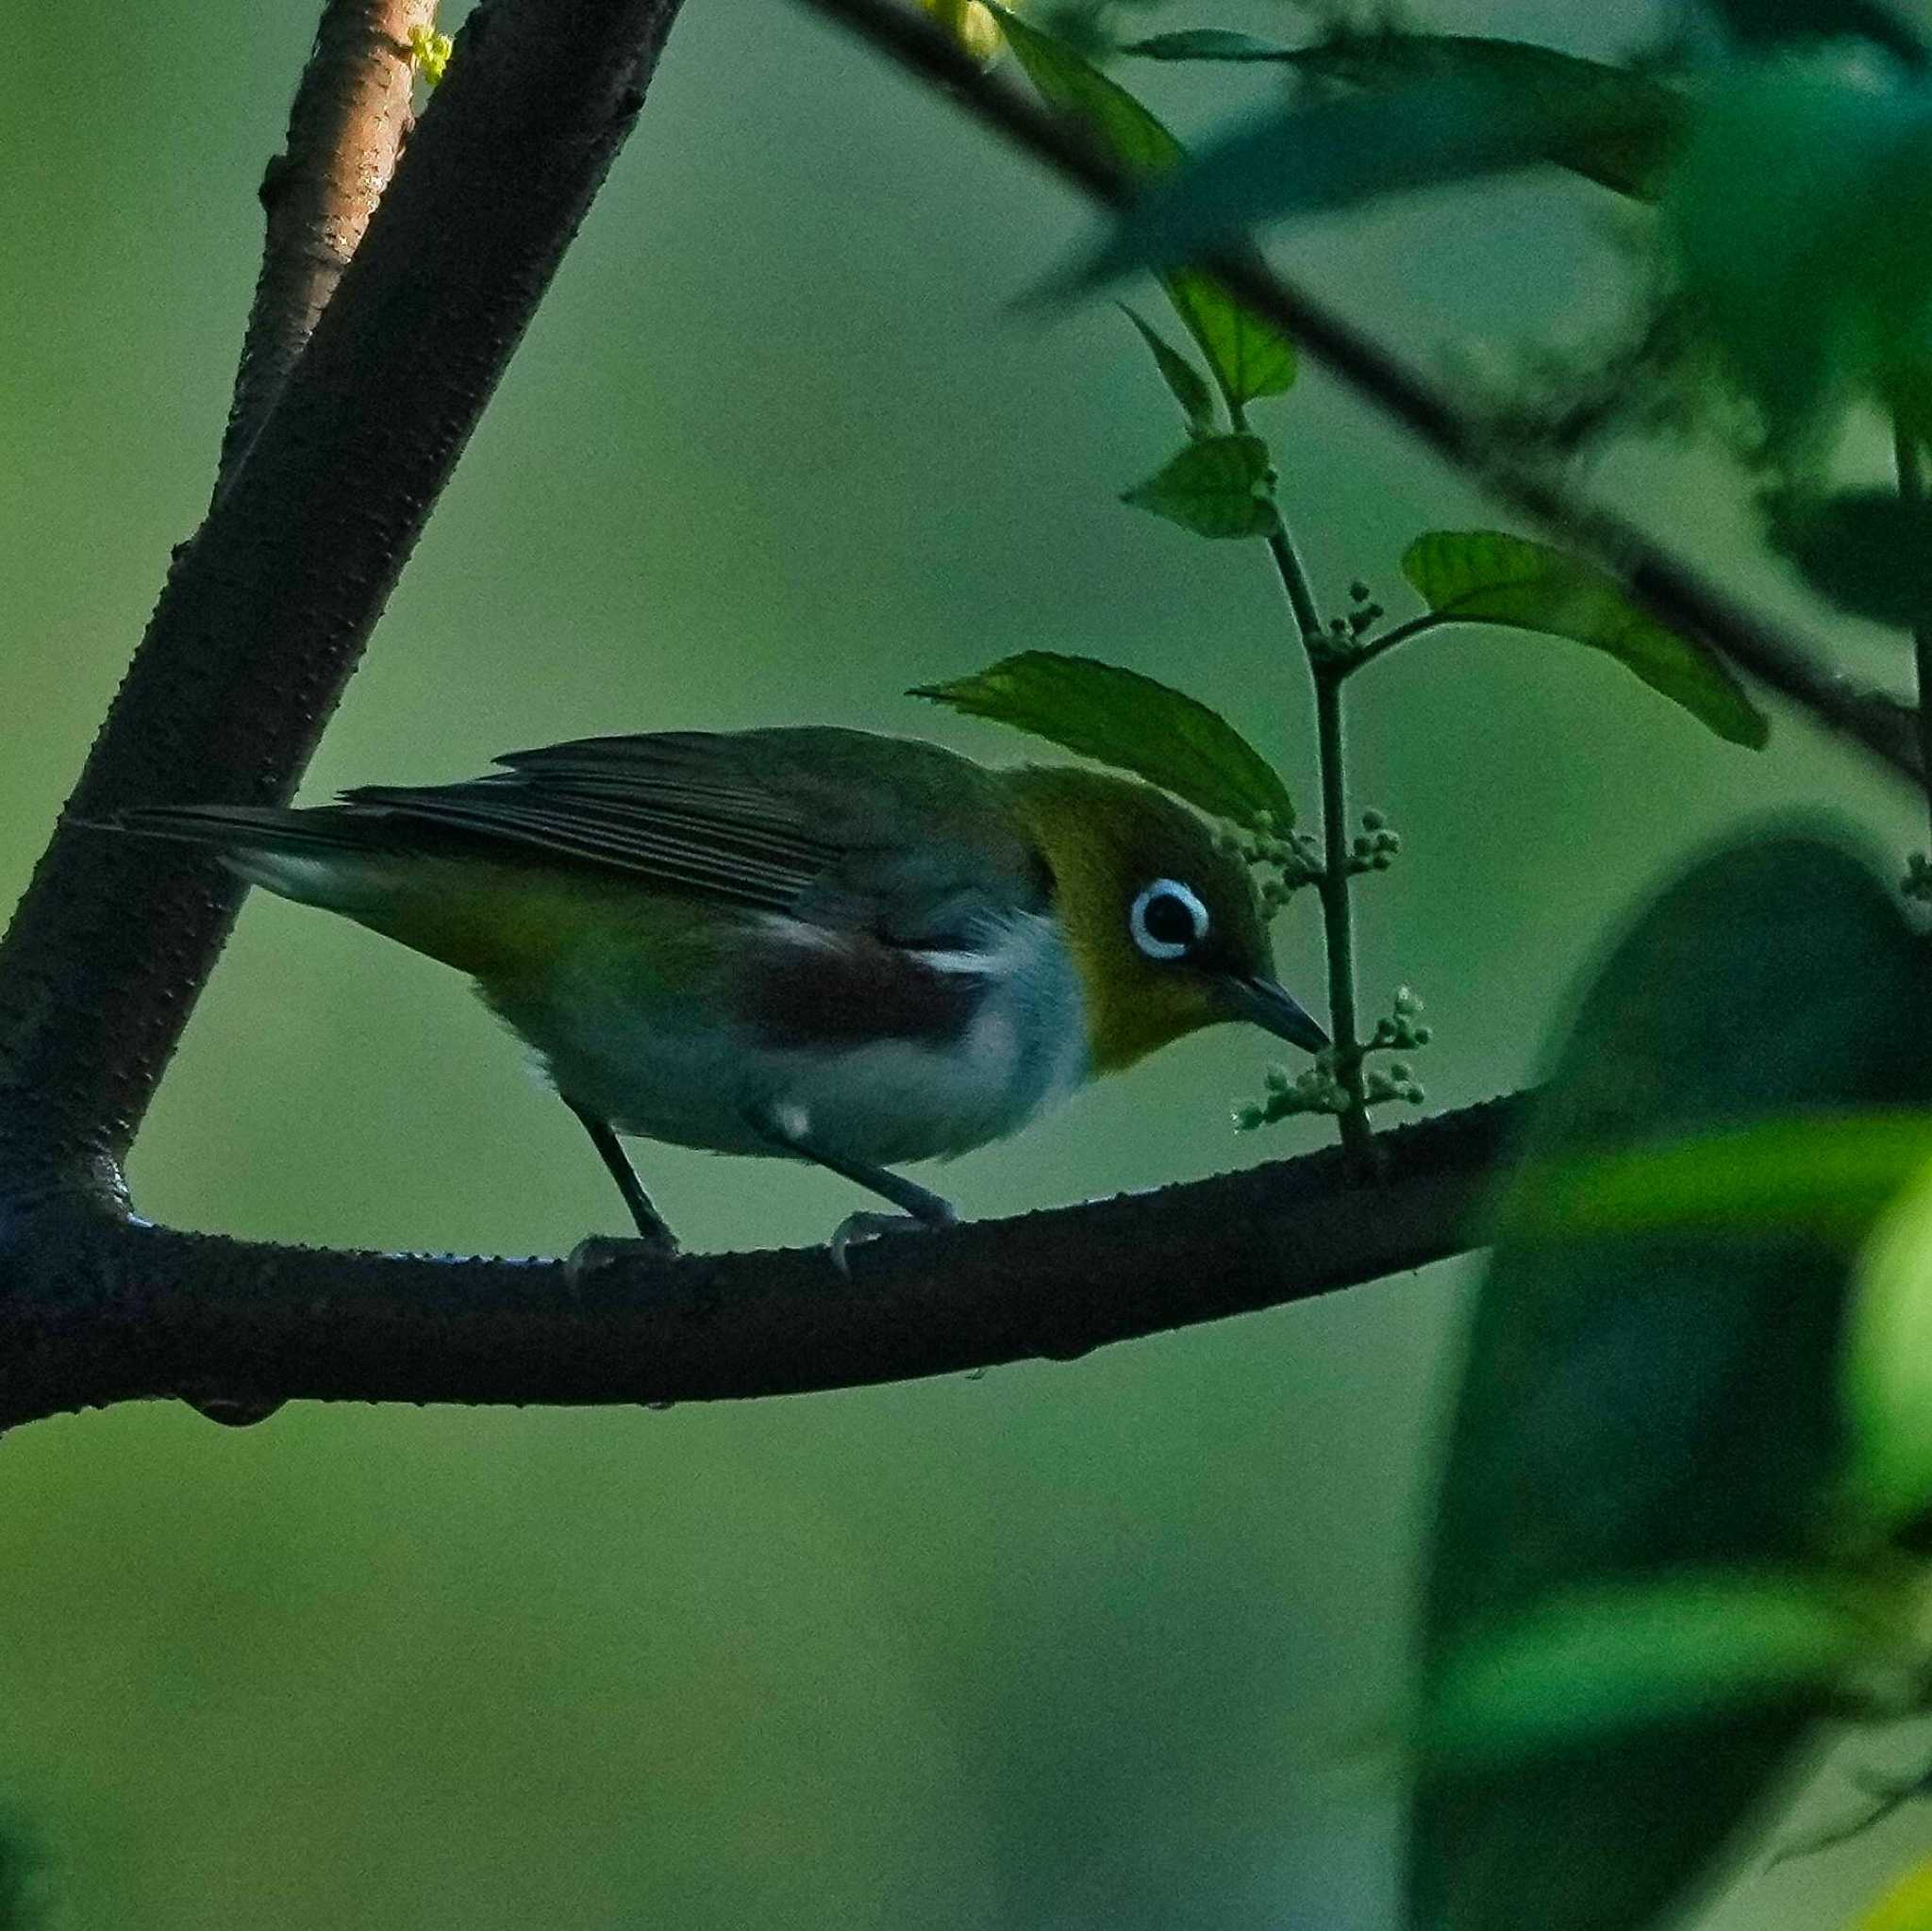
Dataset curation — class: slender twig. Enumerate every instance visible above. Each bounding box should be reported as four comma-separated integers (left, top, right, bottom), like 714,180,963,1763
792,0,1922,789
0,1093,1526,1431
1250,503,1375,1155
1313,667,1373,1154
1344,611,1450,678
0,0,683,1209
213,0,436,496
1895,425,1932,841
1260,506,1324,642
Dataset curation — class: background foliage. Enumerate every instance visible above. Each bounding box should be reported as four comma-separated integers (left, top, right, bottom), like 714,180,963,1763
3,0,1928,1923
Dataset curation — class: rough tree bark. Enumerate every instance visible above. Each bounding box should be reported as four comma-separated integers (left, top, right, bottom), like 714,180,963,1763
214,0,439,495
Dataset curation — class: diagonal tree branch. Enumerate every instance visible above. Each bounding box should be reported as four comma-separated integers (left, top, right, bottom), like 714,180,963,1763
213,0,436,496
793,0,1921,790
0,1094,1524,1430
0,0,685,1211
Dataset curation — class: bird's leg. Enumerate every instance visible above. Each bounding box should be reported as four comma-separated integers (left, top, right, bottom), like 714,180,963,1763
747,1107,958,1274
564,1099,678,1254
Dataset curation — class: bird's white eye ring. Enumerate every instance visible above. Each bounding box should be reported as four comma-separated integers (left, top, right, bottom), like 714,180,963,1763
1130,879,1210,960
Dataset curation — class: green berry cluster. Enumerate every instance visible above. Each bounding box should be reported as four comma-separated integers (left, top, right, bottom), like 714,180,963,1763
1232,989,1430,1129
1222,806,1402,910
1307,582,1386,668
1234,1054,1351,1127
1346,807,1401,875
1905,852,1932,904
1219,810,1324,910
1360,1061,1424,1107
1366,984,1432,1056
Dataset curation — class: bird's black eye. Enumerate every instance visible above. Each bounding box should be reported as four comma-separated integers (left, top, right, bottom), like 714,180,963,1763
1130,879,1210,960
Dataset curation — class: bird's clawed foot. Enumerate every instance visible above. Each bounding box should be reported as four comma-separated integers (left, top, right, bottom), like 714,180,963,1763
565,1228,681,1290
828,1198,958,1277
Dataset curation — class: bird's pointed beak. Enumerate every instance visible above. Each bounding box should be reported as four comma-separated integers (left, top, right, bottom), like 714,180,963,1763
1224,974,1329,1054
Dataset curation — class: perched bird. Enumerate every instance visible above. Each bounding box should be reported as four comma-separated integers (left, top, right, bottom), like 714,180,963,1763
110,727,1326,1260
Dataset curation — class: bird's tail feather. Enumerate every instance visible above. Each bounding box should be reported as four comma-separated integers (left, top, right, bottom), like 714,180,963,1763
86,805,395,907
96,803,377,851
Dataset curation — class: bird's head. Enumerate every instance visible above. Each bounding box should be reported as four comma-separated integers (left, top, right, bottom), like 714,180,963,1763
1001,766,1326,1074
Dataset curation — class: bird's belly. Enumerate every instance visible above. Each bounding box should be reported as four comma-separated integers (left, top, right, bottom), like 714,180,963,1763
511,983,1088,1167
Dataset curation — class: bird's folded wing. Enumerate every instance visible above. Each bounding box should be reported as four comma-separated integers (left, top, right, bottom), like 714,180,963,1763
338,728,1046,935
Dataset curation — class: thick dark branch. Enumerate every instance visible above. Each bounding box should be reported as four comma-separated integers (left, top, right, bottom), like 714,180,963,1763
213,0,434,494
0,0,684,1207
0,1094,1524,1430
797,0,1920,790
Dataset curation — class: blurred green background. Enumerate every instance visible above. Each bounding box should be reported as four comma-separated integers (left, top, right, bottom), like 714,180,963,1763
2,0,1928,1923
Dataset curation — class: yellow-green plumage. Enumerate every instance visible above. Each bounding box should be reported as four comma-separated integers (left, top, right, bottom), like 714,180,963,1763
1001,766,1272,1074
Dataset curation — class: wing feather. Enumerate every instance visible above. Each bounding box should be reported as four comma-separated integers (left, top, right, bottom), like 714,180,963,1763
123,729,1048,938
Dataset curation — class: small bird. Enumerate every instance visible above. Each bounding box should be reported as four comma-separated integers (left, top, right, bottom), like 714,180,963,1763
111,727,1326,1260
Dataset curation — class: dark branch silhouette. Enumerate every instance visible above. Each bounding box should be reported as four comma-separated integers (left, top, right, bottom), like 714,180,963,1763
0,1096,1523,1431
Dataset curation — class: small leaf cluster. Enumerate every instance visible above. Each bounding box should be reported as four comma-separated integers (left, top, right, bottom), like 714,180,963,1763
408,24,453,87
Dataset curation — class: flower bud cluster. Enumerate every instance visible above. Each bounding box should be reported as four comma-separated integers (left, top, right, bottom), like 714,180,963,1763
1347,807,1402,874
1367,984,1432,1054
1233,1028,1425,1129
1220,811,1324,909
1235,1054,1351,1127
1308,584,1387,667
1361,1063,1425,1107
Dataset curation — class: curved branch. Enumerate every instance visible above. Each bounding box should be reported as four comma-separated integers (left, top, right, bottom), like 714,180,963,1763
213,0,436,494
796,0,1920,789
0,1093,1525,1431
0,0,684,1207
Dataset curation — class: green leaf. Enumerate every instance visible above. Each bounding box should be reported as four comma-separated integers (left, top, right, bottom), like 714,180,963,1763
1400,530,1769,748
1663,67,1932,457
1412,836,1932,1931
997,6,1183,173
1161,271,1297,407
1119,306,1216,432
1704,0,1926,67
1127,31,1689,199
1423,1571,1905,1773
1849,1861,1932,1931
1075,76,1618,289
1766,491,1932,630
1846,1155,1932,1527
1507,1112,1932,1247
1122,434,1279,539
996,8,1296,408
910,651,1296,828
